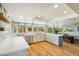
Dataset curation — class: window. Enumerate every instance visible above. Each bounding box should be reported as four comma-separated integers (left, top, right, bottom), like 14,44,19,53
18,23,25,33
48,27,53,33
33,24,45,32
34,27,37,32
38,27,44,32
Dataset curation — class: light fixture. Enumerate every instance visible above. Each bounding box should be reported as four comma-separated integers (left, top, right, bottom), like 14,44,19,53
38,16,41,18
54,4,58,8
64,11,68,13
19,15,23,18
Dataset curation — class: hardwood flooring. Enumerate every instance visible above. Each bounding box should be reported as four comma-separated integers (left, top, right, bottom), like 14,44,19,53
28,41,79,56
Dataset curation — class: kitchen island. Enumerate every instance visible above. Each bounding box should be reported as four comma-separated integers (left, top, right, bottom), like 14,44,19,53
0,35,29,56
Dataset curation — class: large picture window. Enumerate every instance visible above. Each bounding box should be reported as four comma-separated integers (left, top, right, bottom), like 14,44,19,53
12,22,46,33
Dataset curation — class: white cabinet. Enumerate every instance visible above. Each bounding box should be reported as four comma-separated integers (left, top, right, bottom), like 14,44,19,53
51,35,55,43
51,34,58,44
33,33,45,43
51,34,63,46
25,35,33,44
25,33,63,46
25,33,47,43
31,33,42,43
40,34,45,41
33,36,37,42
25,32,46,43
35,34,40,42
25,33,36,44
46,34,52,42
46,34,63,46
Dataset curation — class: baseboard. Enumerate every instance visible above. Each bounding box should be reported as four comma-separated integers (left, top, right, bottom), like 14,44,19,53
28,40,47,45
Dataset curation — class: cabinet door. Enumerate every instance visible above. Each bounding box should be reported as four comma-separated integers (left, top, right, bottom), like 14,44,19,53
33,35,37,42
51,35,55,43
40,34,44,41
43,34,47,41
39,34,41,41
47,34,52,42
26,36,33,44
33,36,36,43
52,34,59,45
34,34,40,42
46,35,48,42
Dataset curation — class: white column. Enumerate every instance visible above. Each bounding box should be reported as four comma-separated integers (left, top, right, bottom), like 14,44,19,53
16,23,18,33
25,26,28,32
32,23,34,32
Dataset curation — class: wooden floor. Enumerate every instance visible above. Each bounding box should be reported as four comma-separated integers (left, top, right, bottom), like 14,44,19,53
28,41,79,56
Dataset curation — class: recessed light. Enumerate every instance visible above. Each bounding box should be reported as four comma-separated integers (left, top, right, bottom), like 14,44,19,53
64,11,68,13
19,15,23,18
54,4,58,8
38,16,41,18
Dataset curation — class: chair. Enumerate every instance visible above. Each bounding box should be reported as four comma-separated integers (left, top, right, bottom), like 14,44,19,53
63,34,70,41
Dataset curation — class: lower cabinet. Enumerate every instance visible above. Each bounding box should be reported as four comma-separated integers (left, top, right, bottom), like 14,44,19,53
51,34,63,46
46,34,52,42
25,36,33,44
34,33,45,43
33,36,37,43
25,33,46,44
34,34,40,42
46,34,63,46
25,33,63,46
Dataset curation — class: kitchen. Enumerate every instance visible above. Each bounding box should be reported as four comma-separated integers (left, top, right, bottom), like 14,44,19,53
0,3,79,56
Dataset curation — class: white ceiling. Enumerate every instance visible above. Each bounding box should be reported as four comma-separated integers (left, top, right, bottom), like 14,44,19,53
2,3,79,26
67,3,79,14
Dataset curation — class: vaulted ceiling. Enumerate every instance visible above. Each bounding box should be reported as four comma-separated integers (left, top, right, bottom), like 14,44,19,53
2,3,79,27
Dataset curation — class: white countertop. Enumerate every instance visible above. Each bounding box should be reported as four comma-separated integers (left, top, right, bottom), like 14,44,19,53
64,32,79,36
42,32,63,36
25,32,63,36
0,36,29,55
25,32,36,36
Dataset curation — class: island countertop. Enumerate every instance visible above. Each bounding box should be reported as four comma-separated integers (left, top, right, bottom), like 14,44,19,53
0,36,29,55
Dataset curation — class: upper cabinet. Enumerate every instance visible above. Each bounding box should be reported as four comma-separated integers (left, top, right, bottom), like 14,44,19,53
0,3,10,23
